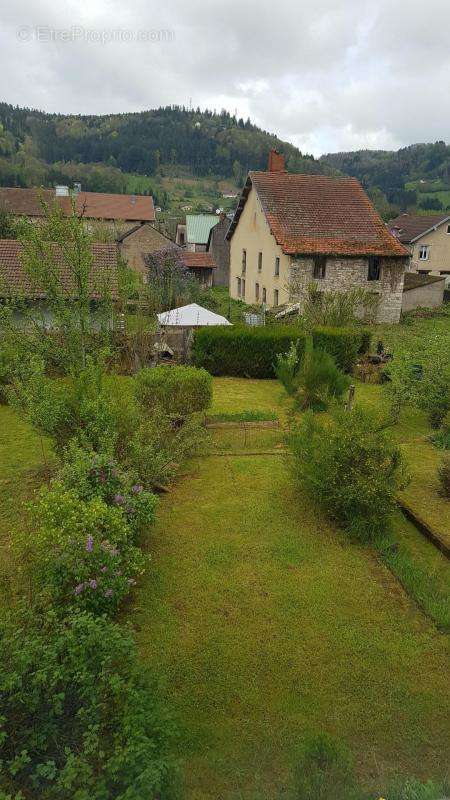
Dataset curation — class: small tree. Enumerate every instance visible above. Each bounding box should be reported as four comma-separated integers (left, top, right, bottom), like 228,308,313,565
289,405,408,541
296,344,349,410
145,247,198,312
15,195,116,373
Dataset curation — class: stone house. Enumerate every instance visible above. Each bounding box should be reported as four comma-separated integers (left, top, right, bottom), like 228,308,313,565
389,212,450,287
206,212,230,286
226,151,409,323
0,186,155,238
118,223,178,279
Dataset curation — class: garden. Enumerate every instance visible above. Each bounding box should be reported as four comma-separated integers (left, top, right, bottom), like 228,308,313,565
0,203,449,799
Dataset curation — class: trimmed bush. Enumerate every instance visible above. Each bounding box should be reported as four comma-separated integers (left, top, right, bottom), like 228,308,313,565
135,365,212,416
193,325,369,378
312,327,371,372
193,325,306,378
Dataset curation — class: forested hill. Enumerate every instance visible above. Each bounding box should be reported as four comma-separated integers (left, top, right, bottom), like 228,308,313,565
0,103,327,191
320,142,450,215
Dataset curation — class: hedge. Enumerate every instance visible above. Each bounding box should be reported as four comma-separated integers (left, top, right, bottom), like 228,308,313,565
135,365,212,416
193,325,371,377
312,327,371,373
192,325,306,378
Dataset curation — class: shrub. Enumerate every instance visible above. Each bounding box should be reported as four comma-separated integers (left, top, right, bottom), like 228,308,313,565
290,733,358,800
296,345,350,410
311,327,371,372
128,412,208,489
0,608,175,799
289,406,408,541
135,365,212,417
275,342,300,395
16,483,146,615
58,443,158,540
193,325,305,377
438,455,450,498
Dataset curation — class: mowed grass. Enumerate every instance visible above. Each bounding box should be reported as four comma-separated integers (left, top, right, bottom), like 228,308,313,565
133,454,450,799
0,405,54,596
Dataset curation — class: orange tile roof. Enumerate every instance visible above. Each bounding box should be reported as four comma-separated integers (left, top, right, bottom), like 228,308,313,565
0,239,118,299
180,251,216,269
0,187,155,222
227,172,409,258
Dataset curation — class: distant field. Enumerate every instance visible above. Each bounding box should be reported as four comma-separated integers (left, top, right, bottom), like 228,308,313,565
406,180,450,212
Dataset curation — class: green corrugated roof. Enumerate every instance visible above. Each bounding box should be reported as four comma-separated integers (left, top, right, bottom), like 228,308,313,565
186,215,218,245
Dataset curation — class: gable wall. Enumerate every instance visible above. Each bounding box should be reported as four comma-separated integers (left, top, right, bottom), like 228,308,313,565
409,221,450,276
119,224,177,276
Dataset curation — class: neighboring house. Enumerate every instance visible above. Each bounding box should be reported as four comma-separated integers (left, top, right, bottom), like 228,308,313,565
118,223,178,278
401,273,446,313
176,214,219,252
180,251,216,287
0,186,155,237
206,212,230,286
0,238,118,325
389,213,450,286
226,150,409,323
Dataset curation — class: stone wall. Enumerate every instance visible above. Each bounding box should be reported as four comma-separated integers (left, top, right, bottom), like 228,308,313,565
119,223,178,277
289,255,407,323
208,216,230,286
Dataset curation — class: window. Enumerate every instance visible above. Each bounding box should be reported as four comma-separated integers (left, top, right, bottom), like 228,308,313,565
241,278,246,298
242,249,247,273
255,282,260,301
258,252,262,272
446,225,450,234
313,255,326,279
236,277,241,296
368,256,381,281
262,287,267,303
275,257,280,276
419,245,430,260
273,289,279,307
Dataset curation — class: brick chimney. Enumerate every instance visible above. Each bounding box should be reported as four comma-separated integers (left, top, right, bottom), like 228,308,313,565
268,149,285,172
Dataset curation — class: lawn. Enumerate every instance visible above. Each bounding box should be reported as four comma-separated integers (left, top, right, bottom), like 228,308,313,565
0,405,54,591
133,453,449,799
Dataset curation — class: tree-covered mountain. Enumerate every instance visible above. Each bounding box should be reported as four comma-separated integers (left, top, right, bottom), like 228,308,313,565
0,103,327,195
320,142,450,215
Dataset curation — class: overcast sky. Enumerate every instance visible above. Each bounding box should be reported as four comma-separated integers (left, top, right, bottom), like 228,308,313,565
1,0,449,157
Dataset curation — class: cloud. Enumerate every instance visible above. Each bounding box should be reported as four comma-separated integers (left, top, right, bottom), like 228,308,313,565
0,0,448,155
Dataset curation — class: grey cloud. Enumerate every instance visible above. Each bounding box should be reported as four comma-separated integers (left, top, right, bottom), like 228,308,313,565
0,0,448,155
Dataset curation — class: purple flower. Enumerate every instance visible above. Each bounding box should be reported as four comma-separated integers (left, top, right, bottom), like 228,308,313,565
114,494,124,505
74,583,84,595
86,535,93,553
104,588,113,598
89,579,98,590
132,484,143,495
100,565,108,573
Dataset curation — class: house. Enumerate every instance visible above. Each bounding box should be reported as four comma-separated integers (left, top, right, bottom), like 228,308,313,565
176,215,219,252
389,213,450,286
180,251,216,287
206,212,230,286
0,238,118,326
401,273,446,313
0,186,155,237
226,151,409,323
118,223,178,279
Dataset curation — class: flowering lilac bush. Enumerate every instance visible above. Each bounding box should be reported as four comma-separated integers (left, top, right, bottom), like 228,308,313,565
58,442,158,541
17,483,146,615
